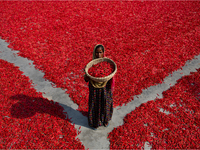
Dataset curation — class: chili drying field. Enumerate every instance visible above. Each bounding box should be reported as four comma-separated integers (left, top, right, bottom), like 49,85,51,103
0,1,200,149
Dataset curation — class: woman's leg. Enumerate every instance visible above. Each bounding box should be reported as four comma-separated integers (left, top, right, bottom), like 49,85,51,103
103,87,113,126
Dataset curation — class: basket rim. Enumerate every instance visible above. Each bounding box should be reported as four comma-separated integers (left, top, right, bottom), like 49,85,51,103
85,57,117,82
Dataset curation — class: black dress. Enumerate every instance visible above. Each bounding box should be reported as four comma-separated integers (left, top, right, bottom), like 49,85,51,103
88,79,113,128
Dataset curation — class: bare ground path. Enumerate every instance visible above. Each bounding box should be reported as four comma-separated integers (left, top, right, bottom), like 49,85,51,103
0,39,200,149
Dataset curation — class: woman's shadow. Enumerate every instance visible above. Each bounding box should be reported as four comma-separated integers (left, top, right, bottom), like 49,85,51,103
10,94,90,128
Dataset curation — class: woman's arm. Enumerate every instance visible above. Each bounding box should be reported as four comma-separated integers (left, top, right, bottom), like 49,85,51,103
111,76,115,91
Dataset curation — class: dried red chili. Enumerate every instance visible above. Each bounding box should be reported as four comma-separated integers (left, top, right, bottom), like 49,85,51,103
88,61,114,77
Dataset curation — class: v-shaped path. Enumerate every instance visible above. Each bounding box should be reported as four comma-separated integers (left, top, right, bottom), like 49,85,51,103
0,39,200,149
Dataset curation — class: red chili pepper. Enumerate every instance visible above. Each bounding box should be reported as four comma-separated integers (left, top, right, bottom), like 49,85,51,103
88,61,114,77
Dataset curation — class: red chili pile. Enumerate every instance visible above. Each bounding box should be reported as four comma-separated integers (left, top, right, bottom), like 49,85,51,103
88,61,114,77
108,68,200,149
0,59,84,149
0,1,200,123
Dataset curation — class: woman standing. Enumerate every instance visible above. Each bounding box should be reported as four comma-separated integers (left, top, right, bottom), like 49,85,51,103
84,44,115,130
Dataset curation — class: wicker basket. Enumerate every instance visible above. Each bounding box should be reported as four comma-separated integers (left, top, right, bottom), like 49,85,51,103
85,57,117,82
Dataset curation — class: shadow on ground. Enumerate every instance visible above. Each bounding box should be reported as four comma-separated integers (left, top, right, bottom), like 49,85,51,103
10,94,90,129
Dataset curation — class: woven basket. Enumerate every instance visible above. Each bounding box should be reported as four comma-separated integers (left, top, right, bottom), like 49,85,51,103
85,57,117,82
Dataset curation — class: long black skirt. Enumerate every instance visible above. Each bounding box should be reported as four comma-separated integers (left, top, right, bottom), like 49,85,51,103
88,80,113,128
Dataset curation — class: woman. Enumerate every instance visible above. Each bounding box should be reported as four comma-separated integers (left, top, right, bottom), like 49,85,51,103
84,44,115,130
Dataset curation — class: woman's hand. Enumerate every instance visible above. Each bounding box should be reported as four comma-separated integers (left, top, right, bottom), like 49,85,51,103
84,74,90,82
